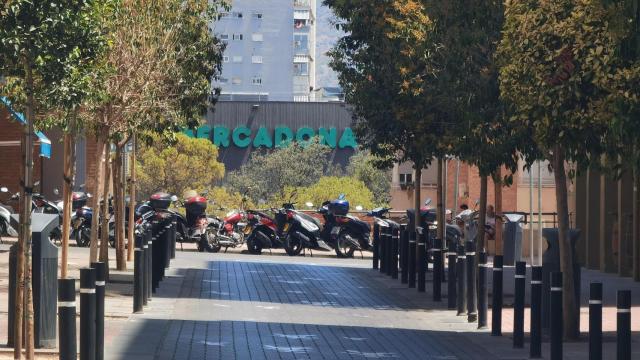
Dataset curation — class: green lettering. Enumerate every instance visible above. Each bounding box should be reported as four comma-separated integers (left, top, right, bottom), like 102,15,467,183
183,128,195,138
232,126,251,148
296,127,315,147
196,125,211,139
338,128,357,149
275,126,293,148
318,127,337,148
213,126,230,147
253,127,272,148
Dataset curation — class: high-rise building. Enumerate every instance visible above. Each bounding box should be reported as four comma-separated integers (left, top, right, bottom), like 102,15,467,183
212,0,316,102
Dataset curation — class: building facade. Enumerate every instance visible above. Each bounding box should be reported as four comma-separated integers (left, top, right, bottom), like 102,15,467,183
213,0,316,102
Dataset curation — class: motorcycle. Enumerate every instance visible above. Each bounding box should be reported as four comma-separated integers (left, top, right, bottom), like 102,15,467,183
244,209,285,255
366,207,401,245
31,190,63,243
406,198,462,252
0,186,18,238
70,191,93,247
279,201,330,256
214,208,247,251
171,193,222,253
314,196,371,258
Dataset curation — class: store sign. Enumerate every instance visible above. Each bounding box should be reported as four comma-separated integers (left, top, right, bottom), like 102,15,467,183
183,125,357,149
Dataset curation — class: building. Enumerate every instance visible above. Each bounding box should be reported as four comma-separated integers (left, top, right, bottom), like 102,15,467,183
213,0,316,102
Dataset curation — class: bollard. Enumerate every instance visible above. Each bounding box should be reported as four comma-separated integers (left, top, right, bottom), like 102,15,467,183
171,218,176,259
417,227,427,292
400,225,409,284
391,227,399,279
456,244,467,316
530,266,543,358
466,241,477,322
617,290,631,360
134,249,144,313
589,282,602,360
491,255,503,335
408,230,417,288
379,226,387,274
91,262,106,360
146,228,153,300
432,238,442,300
513,261,526,348
447,242,457,310
142,235,148,306
373,223,380,270
58,278,77,360
80,267,96,360
550,272,563,360
386,228,393,277
477,252,488,329
151,219,160,292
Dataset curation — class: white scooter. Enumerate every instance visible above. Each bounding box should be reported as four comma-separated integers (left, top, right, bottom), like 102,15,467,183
0,187,19,239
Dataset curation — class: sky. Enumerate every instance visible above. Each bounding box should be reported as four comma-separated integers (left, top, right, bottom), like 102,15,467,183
315,4,343,89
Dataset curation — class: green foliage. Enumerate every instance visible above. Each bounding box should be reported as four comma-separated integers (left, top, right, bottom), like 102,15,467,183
136,133,225,199
346,151,391,205
284,177,376,211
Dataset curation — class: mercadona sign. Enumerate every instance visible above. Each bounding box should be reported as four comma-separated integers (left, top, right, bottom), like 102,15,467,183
183,125,357,149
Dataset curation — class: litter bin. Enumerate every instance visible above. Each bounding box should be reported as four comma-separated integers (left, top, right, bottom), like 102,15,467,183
541,228,581,331
8,213,59,348
502,213,524,266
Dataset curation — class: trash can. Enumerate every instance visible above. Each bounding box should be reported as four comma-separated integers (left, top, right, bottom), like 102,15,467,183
541,228,581,331
8,213,59,348
502,213,524,266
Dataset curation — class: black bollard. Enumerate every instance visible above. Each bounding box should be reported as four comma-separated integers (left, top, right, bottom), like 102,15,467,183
456,244,467,316
379,226,387,274
141,236,148,306
408,230,417,288
134,249,144,313
386,228,393,277
418,227,427,292
91,262,106,360
491,255,503,335
589,282,602,360
58,278,77,360
550,272,563,360
477,252,488,329
171,217,177,259
513,261,526,348
147,227,153,299
530,266,543,358
373,223,380,270
617,290,631,360
466,241,477,322
80,267,96,360
447,242,457,310
400,225,409,284
391,227,399,279
432,238,442,300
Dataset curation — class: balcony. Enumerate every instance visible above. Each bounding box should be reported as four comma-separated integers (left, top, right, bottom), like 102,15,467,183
294,0,311,8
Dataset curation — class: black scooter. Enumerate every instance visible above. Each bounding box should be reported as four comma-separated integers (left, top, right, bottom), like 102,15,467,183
279,202,330,256
316,198,371,258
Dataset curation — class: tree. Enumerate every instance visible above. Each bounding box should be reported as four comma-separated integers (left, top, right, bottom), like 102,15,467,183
346,151,391,206
497,0,626,339
289,176,376,211
0,1,106,357
137,133,225,199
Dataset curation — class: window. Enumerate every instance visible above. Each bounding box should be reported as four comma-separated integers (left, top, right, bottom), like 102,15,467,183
218,77,228,84
251,77,262,85
220,34,229,41
251,55,263,64
218,12,230,19
293,62,308,76
252,33,263,42
232,33,243,40
223,56,229,63
294,34,308,51
232,11,243,18
252,11,263,19
399,173,413,184
232,56,243,63
294,19,308,29
231,77,242,85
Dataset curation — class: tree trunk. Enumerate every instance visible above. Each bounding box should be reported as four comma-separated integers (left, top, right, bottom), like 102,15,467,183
437,158,445,242
113,146,127,270
90,138,106,263
634,168,640,281
127,134,136,261
552,145,579,340
494,168,503,256
99,146,112,276
60,130,76,278
478,175,488,252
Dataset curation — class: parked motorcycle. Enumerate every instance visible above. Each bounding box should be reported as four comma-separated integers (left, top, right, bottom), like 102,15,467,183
406,198,462,251
366,207,401,242
244,209,285,255
70,191,92,247
214,209,247,251
280,201,330,256
315,196,371,258
172,193,222,253
0,186,18,238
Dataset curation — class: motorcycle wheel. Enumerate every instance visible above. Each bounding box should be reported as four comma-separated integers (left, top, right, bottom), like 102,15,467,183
75,227,91,247
284,234,303,256
335,231,357,258
201,230,221,253
246,234,263,255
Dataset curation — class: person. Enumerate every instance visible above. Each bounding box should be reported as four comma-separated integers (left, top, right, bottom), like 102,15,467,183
485,204,496,240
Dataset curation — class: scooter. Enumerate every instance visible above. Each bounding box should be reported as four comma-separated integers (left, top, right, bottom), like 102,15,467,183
244,209,285,255
406,198,462,252
366,207,401,242
314,195,371,258
279,201,329,256
172,193,222,253
70,191,93,247
0,186,18,239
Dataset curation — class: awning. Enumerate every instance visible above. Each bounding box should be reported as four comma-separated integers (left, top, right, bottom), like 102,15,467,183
0,96,51,158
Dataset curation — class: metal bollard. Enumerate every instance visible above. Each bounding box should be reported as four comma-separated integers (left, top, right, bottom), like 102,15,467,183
513,261,526,348
589,282,602,360
80,267,96,360
372,223,380,270
408,230,417,288
171,218,177,259
58,278,77,360
477,252,488,329
530,266,543,358
417,227,427,292
432,238,442,300
617,290,631,360
386,228,393,277
151,219,160,292
91,262,106,360
391,227,399,279
466,241,477,322
447,242,457,310
400,225,409,284
491,255,503,335
456,244,467,316
142,235,148,306
146,228,153,300
379,226,387,274
134,249,144,313
550,272,563,360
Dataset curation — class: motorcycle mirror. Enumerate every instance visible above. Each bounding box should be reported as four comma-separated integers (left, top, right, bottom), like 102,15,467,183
87,193,93,198
201,189,209,196
53,188,59,195
0,187,8,193
338,193,346,200
170,195,178,202
355,205,364,211
78,183,85,189
305,202,314,208
34,181,40,187
424,198,432,206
